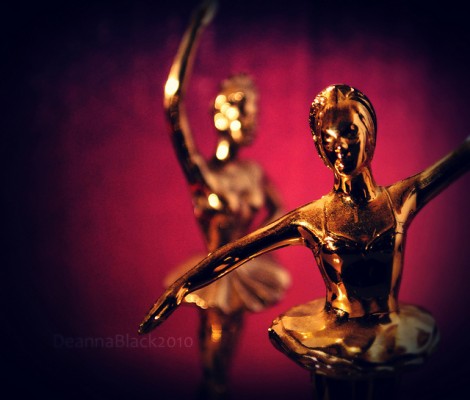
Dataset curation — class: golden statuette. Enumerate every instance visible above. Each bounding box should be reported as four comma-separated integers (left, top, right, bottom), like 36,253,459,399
157,0,289,398
140,80,470,397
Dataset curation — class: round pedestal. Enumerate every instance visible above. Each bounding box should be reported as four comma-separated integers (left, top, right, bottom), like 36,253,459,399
310,373,400,400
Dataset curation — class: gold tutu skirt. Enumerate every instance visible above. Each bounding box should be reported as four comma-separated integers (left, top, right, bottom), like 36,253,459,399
269,298,439,377
165,253,290,315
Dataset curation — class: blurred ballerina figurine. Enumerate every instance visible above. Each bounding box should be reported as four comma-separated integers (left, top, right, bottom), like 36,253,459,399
155,1,290,398
140,82,469,396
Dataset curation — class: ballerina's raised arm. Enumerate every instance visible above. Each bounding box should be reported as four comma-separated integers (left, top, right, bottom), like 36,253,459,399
164,0,217,188
385,136,470,228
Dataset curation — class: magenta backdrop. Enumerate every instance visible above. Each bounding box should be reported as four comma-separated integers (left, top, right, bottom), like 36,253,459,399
4,1,470,399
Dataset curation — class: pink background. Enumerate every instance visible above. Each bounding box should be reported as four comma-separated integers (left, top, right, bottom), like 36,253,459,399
5,1,470,399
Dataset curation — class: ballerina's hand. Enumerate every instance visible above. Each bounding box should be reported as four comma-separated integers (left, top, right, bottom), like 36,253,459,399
196,0,218,27
138,284,188,334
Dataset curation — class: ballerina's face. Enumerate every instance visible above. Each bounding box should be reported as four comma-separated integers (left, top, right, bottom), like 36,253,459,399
213,89,257,146
213,74,258,147
319,101,375,176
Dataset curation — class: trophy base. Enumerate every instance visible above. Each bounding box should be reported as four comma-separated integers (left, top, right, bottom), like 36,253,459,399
311,372,400,400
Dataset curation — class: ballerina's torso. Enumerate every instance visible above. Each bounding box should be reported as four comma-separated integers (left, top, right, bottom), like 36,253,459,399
297,187,404,318
193,159,267,250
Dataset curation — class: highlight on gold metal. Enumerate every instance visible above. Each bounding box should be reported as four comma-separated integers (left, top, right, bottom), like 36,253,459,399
141,81,469,383
164,77,179,97
152,0,290,398
207,193,222,209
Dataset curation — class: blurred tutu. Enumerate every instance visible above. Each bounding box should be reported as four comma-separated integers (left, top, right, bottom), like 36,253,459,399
165,253,291,315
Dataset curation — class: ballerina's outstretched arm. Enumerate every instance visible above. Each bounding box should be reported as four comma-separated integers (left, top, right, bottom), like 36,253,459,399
387,136,470,223
164,0,218,187
138,211,305,334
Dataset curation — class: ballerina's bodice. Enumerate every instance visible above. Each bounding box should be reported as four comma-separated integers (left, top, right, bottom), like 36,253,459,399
193,160,267,251
314,188,403,318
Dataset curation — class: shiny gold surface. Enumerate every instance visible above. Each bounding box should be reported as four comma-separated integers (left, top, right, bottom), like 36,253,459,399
156,0,289,397
140,81,469,381
269,299,439,377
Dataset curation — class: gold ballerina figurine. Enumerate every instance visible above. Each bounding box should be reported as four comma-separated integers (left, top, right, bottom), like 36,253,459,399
157,0,289,398
140,82,469,396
